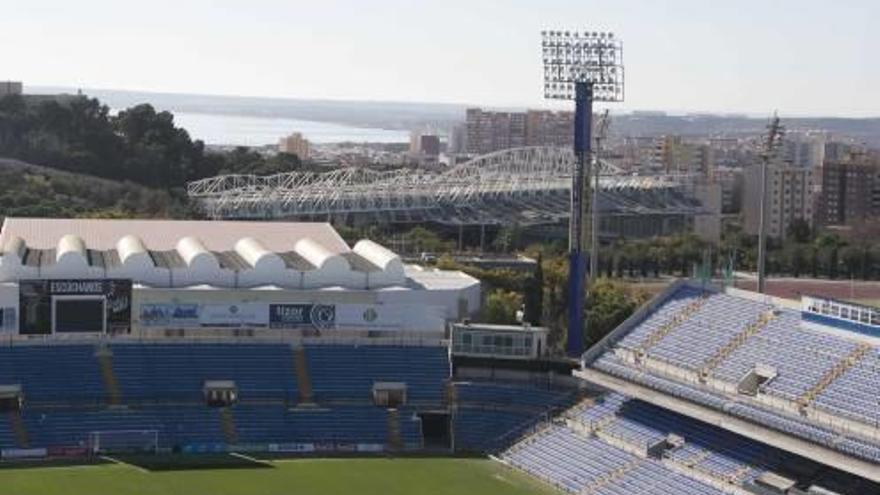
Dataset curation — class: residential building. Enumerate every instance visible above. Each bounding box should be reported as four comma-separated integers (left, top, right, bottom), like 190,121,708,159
525,110,573,147
817,159,880,226
465,108,571,155
278,132,310,160
714,167,744,214
781,135,824,168
659,136,715,177
447,123,467,154
409,132,441,166
743,163,814,239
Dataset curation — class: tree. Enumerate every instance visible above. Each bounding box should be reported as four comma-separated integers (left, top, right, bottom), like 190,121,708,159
585,279,647,347
784,243,807,278
482,290,523,325
814,233,844,279
786,219,813,243
522,254,544,325
114,104,204,189
840,246,863,280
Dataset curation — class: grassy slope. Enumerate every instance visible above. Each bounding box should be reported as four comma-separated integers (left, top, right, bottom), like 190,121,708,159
0,458,560,495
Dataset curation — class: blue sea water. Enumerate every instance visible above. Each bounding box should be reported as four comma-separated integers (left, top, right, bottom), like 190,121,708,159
171,111,410,146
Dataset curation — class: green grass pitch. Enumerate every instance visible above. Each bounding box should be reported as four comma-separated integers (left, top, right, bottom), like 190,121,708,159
0,457,560,495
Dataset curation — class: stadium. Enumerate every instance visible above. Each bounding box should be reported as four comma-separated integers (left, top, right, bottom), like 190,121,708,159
0,217,878,494
186,147,719,241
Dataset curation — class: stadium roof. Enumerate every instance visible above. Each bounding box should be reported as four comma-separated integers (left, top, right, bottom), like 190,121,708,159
0,218,414,290
186,146,710,226
578,281,880,483
0,218,349,253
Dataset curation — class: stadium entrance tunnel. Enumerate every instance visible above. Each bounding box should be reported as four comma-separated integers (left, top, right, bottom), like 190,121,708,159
373,382,407,408
419,412,451,449
0,385,23,412
203,381,238,407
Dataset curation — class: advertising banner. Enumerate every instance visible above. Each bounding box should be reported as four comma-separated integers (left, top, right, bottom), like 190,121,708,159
269,304,335,330
139,304,200,328
199,303,268,328
268,443,316,453
182,443,227,454
47,446,89,458
335,304,402,330
1,448,47,460
356,443,385,453
18,279,132,335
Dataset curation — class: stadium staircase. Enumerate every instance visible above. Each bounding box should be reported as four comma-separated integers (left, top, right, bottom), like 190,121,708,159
387,408,403,451
581,458,642,495
220,407,238,444
95,347,122,406
796,342,872,410
292,346,315,406
637,297,706,356
444,381,456,407
699,310,777,381
681,448,711,468
7,410,29,448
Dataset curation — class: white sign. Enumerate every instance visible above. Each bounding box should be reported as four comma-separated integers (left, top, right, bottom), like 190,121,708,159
268,443,315,453
199,303,268,327
1,448,47,459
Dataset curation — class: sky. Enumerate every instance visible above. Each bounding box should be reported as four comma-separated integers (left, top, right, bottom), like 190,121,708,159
2,0,878,117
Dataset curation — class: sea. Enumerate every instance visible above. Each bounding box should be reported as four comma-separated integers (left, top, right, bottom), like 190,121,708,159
171,112,410,146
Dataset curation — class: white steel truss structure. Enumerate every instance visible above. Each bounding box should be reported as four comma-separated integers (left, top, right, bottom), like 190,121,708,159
187,146,706,226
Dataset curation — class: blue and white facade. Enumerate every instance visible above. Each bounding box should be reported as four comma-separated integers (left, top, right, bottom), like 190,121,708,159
0,218,480,338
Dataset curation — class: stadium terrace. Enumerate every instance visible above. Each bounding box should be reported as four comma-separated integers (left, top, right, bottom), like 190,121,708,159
0,218,877,494
577,281,880,485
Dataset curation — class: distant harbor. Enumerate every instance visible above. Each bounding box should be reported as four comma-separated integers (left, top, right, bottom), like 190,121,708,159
171,111,410,146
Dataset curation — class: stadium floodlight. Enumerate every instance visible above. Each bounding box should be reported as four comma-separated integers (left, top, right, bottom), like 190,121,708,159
541,30,624,102
541,29,624,357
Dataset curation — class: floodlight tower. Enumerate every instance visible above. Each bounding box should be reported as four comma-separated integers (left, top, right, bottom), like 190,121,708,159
756,115,785,294
542,30,624,356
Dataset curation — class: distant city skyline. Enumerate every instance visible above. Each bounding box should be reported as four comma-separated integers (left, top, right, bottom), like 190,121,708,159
3,0,878,117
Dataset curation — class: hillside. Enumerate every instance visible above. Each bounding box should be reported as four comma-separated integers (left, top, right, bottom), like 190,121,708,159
0,157,187,220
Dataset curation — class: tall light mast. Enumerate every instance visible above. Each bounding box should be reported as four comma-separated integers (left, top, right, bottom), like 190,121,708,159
541,30,624,356
756,115,785,294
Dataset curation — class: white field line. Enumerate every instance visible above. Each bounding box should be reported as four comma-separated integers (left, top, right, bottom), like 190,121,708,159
100,455,149,473
229,452,273,466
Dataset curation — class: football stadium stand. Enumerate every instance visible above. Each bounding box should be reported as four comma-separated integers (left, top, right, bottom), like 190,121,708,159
1,218,878,494
500,392,879,494
186,147,715,241
452,380,580,452
578,280,880,483
0,342,448,453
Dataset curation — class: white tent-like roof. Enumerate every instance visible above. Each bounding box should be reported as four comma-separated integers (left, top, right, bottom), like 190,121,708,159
0,218,407,290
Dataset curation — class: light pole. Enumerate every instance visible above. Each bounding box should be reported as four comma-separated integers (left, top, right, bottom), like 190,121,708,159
541,30,624,356
757,115,784,294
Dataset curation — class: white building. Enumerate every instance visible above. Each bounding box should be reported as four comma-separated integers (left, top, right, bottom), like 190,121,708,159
0,218,479,338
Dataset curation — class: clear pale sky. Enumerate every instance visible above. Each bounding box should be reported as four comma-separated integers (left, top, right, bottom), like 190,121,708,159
2,0,877,117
